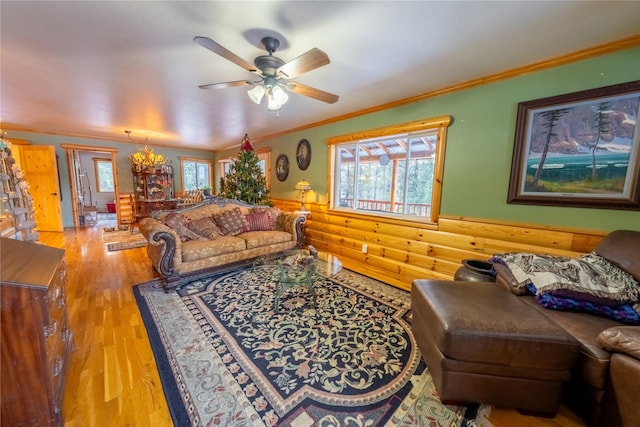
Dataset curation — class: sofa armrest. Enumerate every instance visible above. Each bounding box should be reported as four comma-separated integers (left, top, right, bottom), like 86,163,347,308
597,326,640,360
276,212,306,247
597,326,640,427
139,217,182,277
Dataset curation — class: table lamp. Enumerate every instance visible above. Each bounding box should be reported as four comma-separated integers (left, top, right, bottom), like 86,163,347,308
295,180,312,213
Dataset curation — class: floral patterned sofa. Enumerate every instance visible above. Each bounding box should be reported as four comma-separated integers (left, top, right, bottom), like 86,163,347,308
139,196,305,290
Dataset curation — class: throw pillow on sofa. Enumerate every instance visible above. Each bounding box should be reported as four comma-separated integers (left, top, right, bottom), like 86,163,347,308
186,216,224,240
213,207,250,236
245,210,273,231
163,213,205,241
253,207,280,229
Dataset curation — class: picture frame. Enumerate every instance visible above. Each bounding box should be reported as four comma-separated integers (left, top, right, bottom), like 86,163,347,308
296,138,311,170
275,154,289,182
508,80,640,210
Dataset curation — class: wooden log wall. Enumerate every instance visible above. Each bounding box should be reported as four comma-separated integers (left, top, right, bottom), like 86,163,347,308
273,198,606,292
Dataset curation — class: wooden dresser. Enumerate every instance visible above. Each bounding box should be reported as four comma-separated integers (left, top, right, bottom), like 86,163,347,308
1,238,73,426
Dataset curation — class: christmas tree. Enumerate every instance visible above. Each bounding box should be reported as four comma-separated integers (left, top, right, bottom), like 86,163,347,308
219,134,272,206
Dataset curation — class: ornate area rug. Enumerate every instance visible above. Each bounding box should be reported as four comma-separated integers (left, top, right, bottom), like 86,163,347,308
134,267,492,427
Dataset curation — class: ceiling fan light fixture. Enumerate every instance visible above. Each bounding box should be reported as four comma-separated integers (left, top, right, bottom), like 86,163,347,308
196,35,338,110
267,94,279,111
267,85,289,110
247,85,265,104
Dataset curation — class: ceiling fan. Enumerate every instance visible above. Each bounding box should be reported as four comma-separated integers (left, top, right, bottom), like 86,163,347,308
194,35,339,111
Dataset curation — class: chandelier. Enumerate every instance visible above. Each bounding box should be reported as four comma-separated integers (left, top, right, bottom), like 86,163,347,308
125,131,167,167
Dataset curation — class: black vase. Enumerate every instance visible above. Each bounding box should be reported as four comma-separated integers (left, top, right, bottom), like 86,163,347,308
454,259,496,282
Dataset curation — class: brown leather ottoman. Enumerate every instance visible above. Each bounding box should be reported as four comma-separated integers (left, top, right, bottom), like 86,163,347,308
411,280,580,415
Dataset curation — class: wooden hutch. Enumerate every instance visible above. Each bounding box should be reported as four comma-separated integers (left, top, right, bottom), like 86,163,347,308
132,165,177,218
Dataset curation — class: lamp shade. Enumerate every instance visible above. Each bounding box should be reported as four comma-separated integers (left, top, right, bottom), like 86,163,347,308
295,180,312,191
247,85,265,104
267,85,289,110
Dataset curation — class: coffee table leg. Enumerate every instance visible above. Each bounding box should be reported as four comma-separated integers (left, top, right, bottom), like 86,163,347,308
309,275,318,309
274,267,319,312
310,285,317,309
274,290,281,313
274,273,283,313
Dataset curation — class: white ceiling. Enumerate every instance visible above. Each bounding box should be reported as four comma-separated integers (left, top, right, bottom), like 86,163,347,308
1,1,639,151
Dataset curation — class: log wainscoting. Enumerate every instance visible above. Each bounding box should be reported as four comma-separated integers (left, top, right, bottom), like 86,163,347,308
273,198,606,291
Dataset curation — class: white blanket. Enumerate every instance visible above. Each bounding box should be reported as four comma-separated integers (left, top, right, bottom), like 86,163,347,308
491,252,639,306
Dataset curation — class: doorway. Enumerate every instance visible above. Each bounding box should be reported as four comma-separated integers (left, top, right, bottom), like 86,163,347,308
63,144,120,228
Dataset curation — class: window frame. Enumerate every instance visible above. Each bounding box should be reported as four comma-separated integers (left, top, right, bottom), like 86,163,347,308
327,115,451,224
179,156,213,192
93,158,114,193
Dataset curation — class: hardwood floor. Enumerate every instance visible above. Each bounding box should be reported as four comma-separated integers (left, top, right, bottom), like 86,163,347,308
36,227,587,427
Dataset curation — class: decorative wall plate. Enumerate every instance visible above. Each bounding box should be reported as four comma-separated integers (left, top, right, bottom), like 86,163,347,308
296,139,311,170
276,154,289,181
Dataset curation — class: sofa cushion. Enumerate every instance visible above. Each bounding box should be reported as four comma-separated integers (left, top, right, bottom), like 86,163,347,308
595,230,640,282
241,230,292,249
245,210,273,231
181,236,247,262
163,212,205,241
186,216,224,240
213,207,250,235
519,295,623,389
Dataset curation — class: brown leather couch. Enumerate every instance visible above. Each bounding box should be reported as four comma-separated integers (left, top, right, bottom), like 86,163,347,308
597,326,640,427
412,230,640,426
506,230,640,426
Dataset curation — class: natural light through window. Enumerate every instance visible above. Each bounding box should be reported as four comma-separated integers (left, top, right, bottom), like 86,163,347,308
93,158,114,192
328,116,451,223
180,157,213,191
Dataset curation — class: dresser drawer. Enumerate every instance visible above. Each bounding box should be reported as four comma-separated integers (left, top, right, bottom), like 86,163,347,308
45,312,71,366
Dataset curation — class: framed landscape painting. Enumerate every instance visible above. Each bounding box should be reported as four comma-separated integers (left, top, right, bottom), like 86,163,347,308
508,80,640,210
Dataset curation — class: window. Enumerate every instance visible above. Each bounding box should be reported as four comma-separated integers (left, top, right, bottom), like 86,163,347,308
180,157,213,191
93,158,114,192
219,149,271,188
329,116,451,223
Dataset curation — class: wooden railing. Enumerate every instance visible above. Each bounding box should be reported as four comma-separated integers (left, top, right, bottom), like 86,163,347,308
338,198,431,217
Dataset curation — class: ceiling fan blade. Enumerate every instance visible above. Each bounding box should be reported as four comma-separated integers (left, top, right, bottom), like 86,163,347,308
286,82,339,104
198,80,255,90
277,48,330,79
194,36,260,74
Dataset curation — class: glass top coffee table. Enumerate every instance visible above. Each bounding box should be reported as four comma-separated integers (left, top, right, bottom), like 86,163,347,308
255,248,342,312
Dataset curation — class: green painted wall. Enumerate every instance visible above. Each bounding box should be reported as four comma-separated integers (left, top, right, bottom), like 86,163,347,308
229,47,640,232
7,131,214,227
